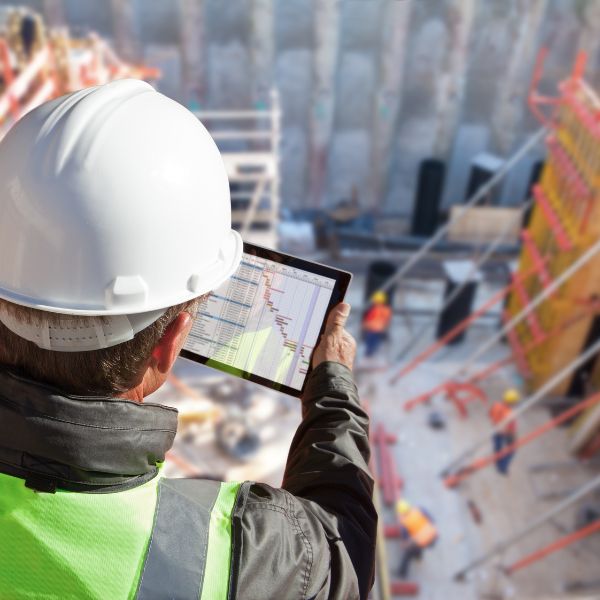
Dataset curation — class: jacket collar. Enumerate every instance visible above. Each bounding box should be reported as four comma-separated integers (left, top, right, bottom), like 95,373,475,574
0,367,178,493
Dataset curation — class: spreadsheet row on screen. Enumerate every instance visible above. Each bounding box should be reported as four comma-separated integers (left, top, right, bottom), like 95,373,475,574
185,254,335,390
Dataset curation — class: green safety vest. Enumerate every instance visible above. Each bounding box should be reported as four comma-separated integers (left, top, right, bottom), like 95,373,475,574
0,470,242,599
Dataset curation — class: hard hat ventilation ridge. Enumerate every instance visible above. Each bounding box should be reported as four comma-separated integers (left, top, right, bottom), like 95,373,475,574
0,305,166,352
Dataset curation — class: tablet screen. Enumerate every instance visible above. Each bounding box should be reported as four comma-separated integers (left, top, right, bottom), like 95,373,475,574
181,244,350,396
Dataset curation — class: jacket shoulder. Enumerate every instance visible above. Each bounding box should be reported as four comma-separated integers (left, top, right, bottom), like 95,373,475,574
230,483,359,600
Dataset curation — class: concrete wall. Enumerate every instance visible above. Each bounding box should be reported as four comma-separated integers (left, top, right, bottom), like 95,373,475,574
3,0,600,218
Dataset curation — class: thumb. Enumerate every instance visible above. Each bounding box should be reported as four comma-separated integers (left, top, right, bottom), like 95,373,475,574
325,302,350,332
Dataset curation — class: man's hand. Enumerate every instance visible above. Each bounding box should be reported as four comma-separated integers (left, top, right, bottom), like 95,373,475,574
312,303,356,371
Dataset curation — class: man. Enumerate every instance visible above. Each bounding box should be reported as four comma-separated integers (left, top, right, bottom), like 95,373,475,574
0,80,376,599
361,290,392,358
489,388,520,475
395,499,437,578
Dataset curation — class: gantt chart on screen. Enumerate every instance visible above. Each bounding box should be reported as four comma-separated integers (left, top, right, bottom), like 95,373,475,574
185,254,335,390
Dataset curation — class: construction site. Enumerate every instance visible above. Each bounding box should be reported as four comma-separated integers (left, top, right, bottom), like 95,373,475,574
2,1,600,598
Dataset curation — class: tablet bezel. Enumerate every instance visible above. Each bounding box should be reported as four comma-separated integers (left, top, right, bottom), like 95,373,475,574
180,242,352,397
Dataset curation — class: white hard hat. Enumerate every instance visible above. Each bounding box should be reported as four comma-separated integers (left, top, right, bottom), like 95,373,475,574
0,79,242,350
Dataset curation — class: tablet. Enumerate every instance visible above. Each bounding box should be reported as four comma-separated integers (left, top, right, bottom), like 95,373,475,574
180,243,352,397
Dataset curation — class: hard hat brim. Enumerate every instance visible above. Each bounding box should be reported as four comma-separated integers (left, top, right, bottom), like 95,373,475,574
0,229,244,316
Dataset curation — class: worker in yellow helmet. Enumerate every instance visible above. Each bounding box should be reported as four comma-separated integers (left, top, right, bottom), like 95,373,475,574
395,498,438,578
361,290,393,357
489,388,520,475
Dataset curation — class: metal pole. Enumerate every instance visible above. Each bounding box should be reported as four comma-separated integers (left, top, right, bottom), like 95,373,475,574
394,198,533,364
441,335,600,478
371,127,545,304
372,486,393,600
453,474,600,580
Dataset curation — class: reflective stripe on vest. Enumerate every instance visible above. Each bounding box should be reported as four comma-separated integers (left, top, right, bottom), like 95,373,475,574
400,508,437,547
137,478,241,600
0,470,241,599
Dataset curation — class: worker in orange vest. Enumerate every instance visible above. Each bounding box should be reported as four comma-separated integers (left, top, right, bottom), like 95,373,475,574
489,388,520,475
395,499,438,578
361,290,392,357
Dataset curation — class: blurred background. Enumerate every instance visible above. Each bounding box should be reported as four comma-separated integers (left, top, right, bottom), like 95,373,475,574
3,1,600,598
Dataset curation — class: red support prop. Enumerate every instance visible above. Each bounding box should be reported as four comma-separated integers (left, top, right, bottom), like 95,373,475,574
372,423,403,506
390,581,420,596
444,382,487,419
391,265,539,386
404,381,449,412
444,391,600,488
384,524,402,538
406,306,600,414
466,356,515,386
505,520,600,575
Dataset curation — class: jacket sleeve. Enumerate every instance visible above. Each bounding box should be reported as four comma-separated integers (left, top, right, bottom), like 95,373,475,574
282,361,377,599
230,362,377,600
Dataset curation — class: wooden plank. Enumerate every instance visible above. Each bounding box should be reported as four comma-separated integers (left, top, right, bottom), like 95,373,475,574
446,206,522,245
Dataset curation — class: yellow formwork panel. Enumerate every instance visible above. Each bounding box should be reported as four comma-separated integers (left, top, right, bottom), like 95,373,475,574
510,74,600,393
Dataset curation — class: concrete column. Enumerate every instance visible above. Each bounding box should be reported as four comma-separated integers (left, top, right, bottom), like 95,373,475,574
250,0,274,107
109,0,140,62
432,0,476,158
42,0,65,28
308,0,340,208
490,0,548,154
369,0,412,212
178,0,205,107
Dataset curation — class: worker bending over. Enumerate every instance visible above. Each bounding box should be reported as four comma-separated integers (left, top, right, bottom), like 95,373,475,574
361,290,392,357
395,499,438,578
489,388,520,475
0,80,376,599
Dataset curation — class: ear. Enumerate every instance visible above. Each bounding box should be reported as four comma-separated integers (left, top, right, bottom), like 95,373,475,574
151,312,194,374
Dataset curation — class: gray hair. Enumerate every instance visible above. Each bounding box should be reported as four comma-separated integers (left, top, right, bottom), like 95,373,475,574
0,297,201,396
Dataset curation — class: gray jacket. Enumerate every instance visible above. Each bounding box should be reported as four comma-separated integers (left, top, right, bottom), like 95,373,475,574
0,361,377,599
